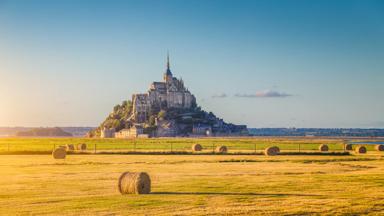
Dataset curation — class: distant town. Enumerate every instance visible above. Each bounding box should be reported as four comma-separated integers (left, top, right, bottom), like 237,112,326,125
249,128,384,137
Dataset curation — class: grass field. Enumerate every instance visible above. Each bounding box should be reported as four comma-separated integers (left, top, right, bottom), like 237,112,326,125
1,137,384,215
0,137,381,154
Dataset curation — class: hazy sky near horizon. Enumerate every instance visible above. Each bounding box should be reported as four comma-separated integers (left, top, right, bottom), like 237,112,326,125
1,0,383,128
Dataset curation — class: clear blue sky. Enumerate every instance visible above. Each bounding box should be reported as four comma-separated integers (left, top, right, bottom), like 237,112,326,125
1,0,383,128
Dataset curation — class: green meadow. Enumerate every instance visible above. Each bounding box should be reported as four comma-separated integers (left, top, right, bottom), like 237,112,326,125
0,137,363,154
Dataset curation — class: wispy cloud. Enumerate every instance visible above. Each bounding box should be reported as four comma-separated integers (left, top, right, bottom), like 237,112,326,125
235,90,292,98
212,93,228,98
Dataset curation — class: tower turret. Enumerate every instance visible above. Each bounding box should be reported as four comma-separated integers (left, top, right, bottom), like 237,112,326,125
163,52,173,82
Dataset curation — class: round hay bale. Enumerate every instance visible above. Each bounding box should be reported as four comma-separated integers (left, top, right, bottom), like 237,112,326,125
272,146,280,154
52,147,66,159
215,146,228,154
319,144,329,152
375,144,384,151
192,144,203,152
264,146,279,156
355,145,367,154
345,144,353,151
66,144,75,151
118,172,151,195
77,143,87,151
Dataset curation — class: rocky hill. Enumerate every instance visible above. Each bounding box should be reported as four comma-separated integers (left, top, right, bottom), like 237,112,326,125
89,56,248,138
89,100,248,137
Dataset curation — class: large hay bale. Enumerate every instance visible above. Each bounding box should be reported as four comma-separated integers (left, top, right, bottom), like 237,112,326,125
264,146,279,156
355,145,367,154
118,172,151,195
345,144,353,151
66,144,75,151
215,146,228,154
77,143,87,151
319,144,329,152
375,144,384,151
192,144,203,152
52,147,66,159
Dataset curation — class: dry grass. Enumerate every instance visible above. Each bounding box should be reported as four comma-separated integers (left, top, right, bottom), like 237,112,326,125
0,152,383,215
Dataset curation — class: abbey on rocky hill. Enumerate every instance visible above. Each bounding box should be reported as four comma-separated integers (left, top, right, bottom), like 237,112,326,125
129,54,196,123
91,54,248,138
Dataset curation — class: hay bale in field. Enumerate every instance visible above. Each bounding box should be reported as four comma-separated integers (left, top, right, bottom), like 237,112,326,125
272,146,280,154
77,143,87,151
355,145,367,154
264,146,279,156
52,147,66,159
118,172,151,195
319,144,329,152
345,144,353,151
375,144,384,151
66,144,75,151
192,144,203,152
215,146,228,154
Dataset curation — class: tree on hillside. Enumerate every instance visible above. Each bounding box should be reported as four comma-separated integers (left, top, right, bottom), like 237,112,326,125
158,110,167,119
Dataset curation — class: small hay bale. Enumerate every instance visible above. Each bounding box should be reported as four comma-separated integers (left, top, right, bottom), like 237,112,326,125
215,146,228,154
345,144,353,151
118,172,151,195
375,144,384,151
66,144,75,151
192,144,203,152
77,143,87,151
272,146,280,154
52,147,66,159
319,144,329,152
355,145,367,154
264,146,279,156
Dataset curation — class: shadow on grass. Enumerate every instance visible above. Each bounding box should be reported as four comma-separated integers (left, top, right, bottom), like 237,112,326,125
151,191,323,197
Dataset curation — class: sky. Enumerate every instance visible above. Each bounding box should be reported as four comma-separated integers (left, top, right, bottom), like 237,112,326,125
0,0,383,128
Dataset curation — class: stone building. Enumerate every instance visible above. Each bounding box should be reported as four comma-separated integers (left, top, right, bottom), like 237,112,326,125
156,119,178,137
115,124,144,138
131,94,150,123
129,54,196,123
192,124,212,136
100,127,115,138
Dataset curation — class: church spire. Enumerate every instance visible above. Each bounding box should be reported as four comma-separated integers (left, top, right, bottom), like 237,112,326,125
167,51,170,70
165,52,172,76
164,51,173,82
